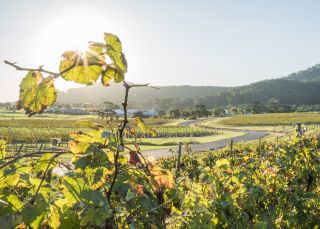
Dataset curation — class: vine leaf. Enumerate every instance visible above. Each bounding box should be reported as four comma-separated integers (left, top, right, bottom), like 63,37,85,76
17,71,57,116
148,163,174,190
134,117,147,131
104,33,127,73
59,50,102,85
87,42,106,62
74,120,103,130
48,205,61,229
134,117,158,137
22,200,48,228
0,140,6,160
129,151,141,166
0,213,23,229
101,67,124,87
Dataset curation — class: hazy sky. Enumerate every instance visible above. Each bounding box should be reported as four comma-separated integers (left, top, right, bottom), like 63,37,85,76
1,0,320,101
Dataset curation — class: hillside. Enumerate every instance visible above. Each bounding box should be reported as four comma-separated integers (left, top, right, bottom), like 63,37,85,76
56,63,320,108
57,83,229,106
284,64,320,82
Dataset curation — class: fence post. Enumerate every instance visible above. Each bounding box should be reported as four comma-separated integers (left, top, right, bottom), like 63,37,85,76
230,139,234,165
18,144,24,154
177,142,182,173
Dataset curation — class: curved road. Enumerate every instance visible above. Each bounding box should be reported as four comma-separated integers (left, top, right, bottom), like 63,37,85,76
144,119,269,158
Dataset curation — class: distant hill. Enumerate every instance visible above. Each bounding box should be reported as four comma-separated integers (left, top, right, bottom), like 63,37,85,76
57,83,229,106
284,64,320,82
57,63,320,108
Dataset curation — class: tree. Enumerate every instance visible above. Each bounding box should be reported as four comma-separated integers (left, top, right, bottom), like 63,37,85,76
213,107,225,117
266,97,280,113
251,100,264,114
194,104,210,118
102,101,120,110
168,108,181,119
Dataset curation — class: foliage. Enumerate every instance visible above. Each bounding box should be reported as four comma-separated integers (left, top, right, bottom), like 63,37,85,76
220,112,320,126
15,32,127,116
159,135,320,228
158,104,210,119
1,32,175,228
130,126,218,139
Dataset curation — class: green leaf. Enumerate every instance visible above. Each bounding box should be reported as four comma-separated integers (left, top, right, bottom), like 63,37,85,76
59,50,102,85
62,176,109,208
3,173,20,187
108,51,128,73
101,131,112,138
104,33,122,53
17,72,57,116
101,67,124,86
126,189,136,201
74,120,103,130
0,140,6,160
215,159,230,169
48,205,61,229
0,192,24,213
34,153,55,173
104,33,127,73
86,42,106,62
80,206,111,227
0,213,22,229
22,200,48,228
134,117,147,131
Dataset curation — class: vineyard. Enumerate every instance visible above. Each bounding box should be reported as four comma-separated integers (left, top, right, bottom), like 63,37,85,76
220,112,320,126
159,134,320,228
0,117,188,142
1,31,319,229
133,126,219,138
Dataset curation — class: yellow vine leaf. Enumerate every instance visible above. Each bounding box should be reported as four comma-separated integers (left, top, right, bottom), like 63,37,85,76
59,50,102,85
104,33,127,73
149,163,174,190
134,117,147,131
48,205,61,229
101,67,124,86
17,72,57,116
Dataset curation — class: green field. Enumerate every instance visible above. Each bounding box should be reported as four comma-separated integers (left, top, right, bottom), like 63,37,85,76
0,114,226,150
219,112,320,126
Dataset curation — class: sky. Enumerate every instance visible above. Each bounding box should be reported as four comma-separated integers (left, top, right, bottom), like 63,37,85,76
1,0,320,102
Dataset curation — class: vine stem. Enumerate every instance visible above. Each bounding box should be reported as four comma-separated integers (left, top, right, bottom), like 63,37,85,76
29,152,64,205
0,151,67,170
105,82,157,228
3,60,104,78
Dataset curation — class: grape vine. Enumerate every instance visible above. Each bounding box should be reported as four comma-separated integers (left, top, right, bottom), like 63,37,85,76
1,33,175,228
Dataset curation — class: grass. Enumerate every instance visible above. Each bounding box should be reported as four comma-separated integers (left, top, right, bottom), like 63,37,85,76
0,113,175,142
128,130,244,151
218,112,320,126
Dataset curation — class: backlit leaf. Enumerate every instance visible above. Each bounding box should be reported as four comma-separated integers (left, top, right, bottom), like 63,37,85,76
59,50,102,85
104,33,122,53
134,117,147,131
0,140,6,160
74,120,103,130
48,205,61,229
86,42,106,62
104,33,127,73
17,72,57,116
101,67,124,86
